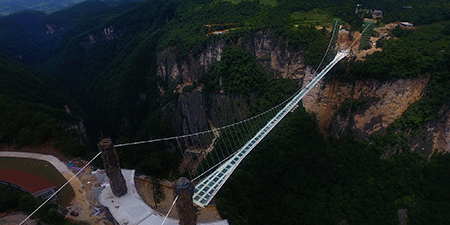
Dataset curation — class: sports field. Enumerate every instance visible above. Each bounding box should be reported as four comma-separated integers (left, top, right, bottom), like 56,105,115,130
0,157,75,206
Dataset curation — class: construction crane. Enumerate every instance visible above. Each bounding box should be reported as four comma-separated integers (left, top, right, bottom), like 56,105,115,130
202,23,239,34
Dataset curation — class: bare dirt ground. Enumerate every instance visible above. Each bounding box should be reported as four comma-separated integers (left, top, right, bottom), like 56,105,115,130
337,30,377,61
135,177,223,223
65,161,109,225
354,35,382,61
336,22,400,61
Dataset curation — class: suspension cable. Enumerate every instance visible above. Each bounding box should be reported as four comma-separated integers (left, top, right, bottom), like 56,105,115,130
313,18,340,75
348,21,373,50
161,195,178,225
114,20,342,149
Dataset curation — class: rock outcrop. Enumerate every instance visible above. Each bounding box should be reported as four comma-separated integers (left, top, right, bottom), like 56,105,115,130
157,30,309,135
427,110,450,154
156,31,308,85
303,75,429,139
79,26,123,50
155,29,450,154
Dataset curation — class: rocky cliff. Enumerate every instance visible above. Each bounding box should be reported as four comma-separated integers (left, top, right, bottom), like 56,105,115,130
303,75,430,138
157,30,310,135
155,30,450,154
156,31,309,84
430,110,450,153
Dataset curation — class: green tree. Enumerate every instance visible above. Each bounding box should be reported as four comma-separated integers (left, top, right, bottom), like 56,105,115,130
151,177,165,209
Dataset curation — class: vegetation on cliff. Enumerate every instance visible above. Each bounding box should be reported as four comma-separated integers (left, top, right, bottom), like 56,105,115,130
339,21,450,153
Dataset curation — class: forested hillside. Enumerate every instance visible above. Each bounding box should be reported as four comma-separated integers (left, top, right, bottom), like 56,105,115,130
0,0,143,16
216,107,450,225
1,0,450,224
0,51,86,157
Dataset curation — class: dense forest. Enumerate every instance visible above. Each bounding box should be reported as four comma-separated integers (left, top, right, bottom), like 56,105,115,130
0,0,144,16
0,51,86,157
216,106,450,225
0,184,80,225
1,0,450,224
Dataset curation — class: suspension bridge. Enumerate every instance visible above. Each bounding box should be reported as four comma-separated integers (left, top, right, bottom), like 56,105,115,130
192,50,347,207
18,18,375,225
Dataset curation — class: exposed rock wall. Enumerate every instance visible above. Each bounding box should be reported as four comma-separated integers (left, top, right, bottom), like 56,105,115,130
303,75,430,139
155,30,450,154
249,31,308,79
163,90,209,135
156,41,225,84
302,71,353,136
429,110,450,153
156,30,307,84
157,30,309,135
162,89,251,136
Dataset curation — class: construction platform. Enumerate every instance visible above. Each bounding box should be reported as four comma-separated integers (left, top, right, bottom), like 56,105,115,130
98,169,229,225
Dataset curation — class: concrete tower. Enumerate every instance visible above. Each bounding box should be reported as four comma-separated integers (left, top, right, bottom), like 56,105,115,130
174,177,197,225
98,138,127,197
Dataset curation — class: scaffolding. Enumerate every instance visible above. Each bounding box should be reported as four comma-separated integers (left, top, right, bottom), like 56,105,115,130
358,21,374,50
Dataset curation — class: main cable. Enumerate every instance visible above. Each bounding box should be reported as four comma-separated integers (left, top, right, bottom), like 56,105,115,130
348,21,373,50
114,20,341,149
313,18,340,76
161,195,179,225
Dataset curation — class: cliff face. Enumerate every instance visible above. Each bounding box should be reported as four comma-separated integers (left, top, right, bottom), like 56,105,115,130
79,25,123,50
155,30,450,154
430,111,450,153
303,75,430,139
156,30,309,84
157,42,224,85
157,30,308,135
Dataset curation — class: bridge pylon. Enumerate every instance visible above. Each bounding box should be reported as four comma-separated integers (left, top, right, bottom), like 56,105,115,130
98,138,128,197
175,177,197,225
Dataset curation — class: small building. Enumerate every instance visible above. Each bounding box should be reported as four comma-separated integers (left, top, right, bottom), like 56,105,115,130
372,10,383,18
0,168,56,200
379,33,388,38
400,22,414,28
